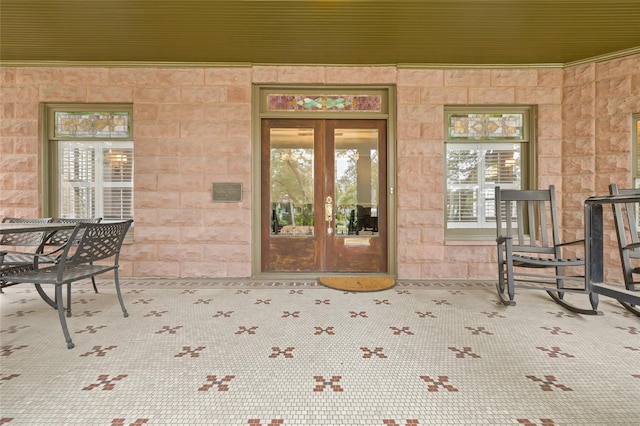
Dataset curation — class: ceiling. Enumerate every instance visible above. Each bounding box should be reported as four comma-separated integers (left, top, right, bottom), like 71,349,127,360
1,0,639,67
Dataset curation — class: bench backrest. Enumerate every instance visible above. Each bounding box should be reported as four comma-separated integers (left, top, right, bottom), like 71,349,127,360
46,217,103,247
495,185,560,255
59,220,133,267
0,217,53,247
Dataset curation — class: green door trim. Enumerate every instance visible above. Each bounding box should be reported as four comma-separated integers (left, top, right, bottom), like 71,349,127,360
251,84,397,278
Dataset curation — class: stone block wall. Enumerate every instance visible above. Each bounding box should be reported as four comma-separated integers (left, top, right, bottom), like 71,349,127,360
562,54,640,282
395,67,565,279
1,53,638,280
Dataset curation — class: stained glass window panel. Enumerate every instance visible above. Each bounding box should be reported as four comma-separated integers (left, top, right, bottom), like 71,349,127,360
448,113,524,140
267,94,381,112
54,112,131,138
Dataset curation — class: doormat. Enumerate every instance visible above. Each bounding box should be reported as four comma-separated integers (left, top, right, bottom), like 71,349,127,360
318,276,396,292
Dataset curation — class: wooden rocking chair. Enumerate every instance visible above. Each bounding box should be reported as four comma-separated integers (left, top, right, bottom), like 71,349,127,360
608,183,640,316
495,185,600,315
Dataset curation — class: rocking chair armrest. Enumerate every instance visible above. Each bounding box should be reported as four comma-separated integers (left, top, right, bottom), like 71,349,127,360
556,239,584,247
496,236,512,244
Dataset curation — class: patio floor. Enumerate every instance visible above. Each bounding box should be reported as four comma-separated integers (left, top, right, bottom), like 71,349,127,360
1,279,638,425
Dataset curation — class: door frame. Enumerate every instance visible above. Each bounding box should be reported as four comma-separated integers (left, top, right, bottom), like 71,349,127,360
251,84,397,278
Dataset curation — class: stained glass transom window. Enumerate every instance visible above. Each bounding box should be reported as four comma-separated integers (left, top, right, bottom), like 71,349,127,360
448,113,524,140
267,94,381,112
54,112,131,138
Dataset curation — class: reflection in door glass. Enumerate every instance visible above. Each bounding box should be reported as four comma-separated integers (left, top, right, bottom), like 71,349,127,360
270,128,314,236
334,129,379,236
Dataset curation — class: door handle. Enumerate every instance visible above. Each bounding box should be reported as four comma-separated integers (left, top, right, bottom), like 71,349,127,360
325,196,333,222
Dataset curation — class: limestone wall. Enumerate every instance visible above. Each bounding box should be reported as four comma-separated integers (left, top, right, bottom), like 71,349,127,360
1,54,638,280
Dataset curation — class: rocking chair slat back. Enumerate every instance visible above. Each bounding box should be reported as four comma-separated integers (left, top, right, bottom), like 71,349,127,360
494,185,600,315
495,187,558,255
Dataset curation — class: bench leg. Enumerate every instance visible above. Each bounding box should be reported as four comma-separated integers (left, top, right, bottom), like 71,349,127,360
90,262,99,293
113,269,128,318
66,283,72,317
34,283,56,309
55,284,75,349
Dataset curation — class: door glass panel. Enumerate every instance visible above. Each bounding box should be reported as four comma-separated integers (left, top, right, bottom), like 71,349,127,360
334,128,379,236
269,128,315,236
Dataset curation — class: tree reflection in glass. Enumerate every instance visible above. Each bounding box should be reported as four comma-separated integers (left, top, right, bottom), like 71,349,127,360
270,128,314,236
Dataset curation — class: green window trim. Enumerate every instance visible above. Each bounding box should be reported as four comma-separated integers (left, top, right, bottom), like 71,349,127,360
43,104,134,232
444,105,536,240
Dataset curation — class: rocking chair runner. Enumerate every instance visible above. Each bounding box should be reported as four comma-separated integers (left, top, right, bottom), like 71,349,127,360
494,185,601,315
608,184,640,316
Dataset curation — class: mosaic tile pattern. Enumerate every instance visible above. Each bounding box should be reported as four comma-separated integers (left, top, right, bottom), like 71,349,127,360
1,279,638,425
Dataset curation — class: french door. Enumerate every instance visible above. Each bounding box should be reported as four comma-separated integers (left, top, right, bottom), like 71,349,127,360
261,119,387,273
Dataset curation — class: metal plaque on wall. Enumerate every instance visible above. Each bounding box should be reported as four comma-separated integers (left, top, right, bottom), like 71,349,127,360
212,183,243,202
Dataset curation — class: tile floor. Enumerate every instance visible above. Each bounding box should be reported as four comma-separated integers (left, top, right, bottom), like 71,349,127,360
0,279,638,425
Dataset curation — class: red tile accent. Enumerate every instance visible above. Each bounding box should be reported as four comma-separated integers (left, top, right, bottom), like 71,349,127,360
525,375,572,391
83,374,128,391
199,375,235,391
390,326,413,335
420,375,458,392
80,345,118,357
174,346,206,357
313,375,343,392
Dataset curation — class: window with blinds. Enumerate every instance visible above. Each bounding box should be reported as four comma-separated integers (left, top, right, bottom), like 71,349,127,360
59,141,133,221
444,106,534,239
45,105,134,225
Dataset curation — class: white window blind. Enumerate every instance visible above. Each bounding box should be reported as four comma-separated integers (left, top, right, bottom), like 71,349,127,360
446,143,521,229
59,141,133,221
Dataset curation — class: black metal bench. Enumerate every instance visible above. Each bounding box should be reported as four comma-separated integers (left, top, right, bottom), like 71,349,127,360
1,220,132,349
42,217,103,293
0,217,53,293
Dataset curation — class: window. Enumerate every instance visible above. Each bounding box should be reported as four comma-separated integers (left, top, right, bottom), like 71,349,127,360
44,105,134,225
634,113,640,189
444,106,535,239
